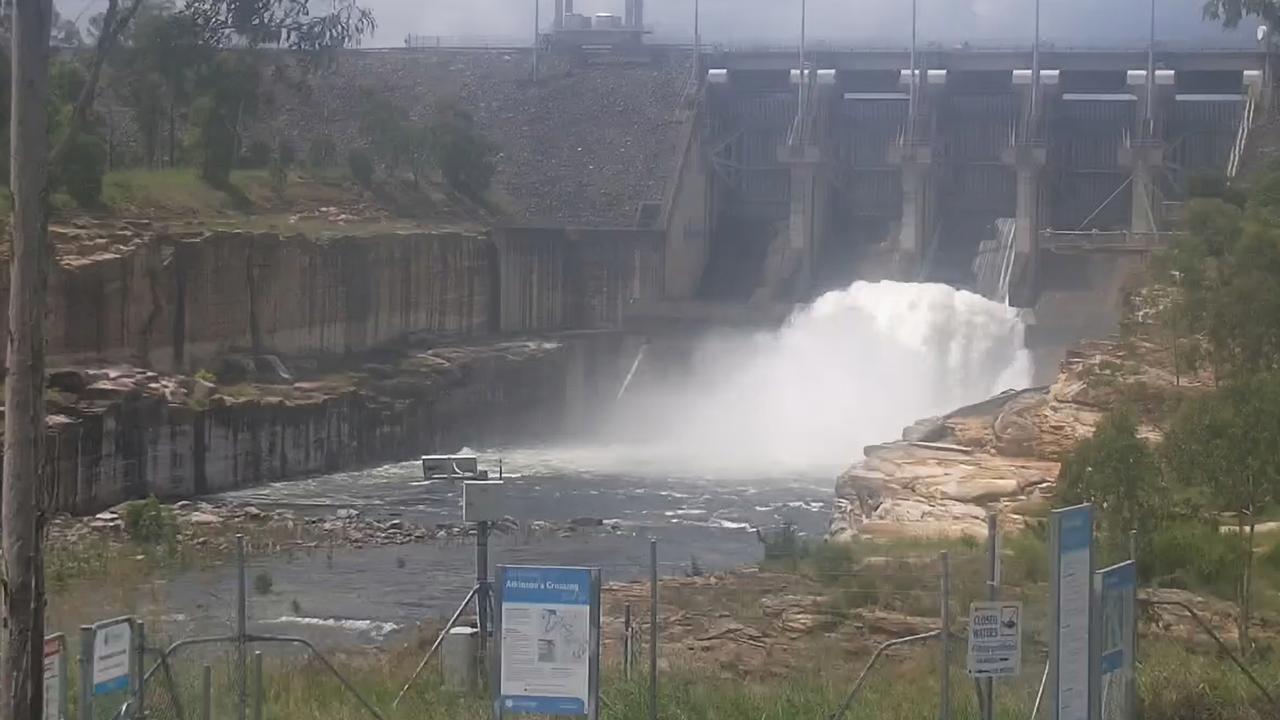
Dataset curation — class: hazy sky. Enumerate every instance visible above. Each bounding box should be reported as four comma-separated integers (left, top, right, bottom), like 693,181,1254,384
358,0,1257,49
52,0,1259,49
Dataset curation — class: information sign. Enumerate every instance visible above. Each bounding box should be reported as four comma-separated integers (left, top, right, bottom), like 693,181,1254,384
967,601,1022,677
497,566,600,718
92,618,133,696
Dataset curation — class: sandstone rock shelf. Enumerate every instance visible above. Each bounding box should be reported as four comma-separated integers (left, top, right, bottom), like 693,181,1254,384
829,335,1197,541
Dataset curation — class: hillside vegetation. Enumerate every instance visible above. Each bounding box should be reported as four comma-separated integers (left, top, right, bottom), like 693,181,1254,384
1057,163,1280,656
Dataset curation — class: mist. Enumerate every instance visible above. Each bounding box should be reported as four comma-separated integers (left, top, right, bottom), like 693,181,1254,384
358,0,1256,49
578,281,1031,481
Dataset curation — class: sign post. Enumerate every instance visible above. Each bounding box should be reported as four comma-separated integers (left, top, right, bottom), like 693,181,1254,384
494,565,601,719
967,601,1023,678
91,618,134,697
1094,561,1137,720
43,634,67,720
1048,505,1094,720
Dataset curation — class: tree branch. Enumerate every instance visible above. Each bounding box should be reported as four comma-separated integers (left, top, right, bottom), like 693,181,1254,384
48,0,145,170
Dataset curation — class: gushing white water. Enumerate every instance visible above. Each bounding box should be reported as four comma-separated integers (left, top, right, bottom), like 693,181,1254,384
606,280,1031,479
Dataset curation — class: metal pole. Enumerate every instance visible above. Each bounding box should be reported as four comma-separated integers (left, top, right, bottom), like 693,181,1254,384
694,0,699,53
253,652,264,720
984,514,998,720
1147,0,1155,128
477,520,491,661
236,535,248,720
201,665,212,720
624,603,633,681
1129,530,1139,720
940,551,951,720
798,0,807,144
79,626,94,720
533,0,541,81
135,621,147,720
908,0,918,142
1031,0,1041,122
649,538,658,720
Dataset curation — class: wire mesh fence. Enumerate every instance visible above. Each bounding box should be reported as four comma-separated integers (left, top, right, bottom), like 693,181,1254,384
53,515,1229,720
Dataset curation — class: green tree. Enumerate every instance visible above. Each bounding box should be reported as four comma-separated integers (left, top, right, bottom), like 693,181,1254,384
1057,408,1165,569
1163,374,1280,653
1202,0,1280,32
431,104,497,200
1152,182,1280,382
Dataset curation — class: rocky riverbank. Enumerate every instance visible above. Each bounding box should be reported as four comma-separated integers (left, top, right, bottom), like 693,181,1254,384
30,332,627,515
49,498,625,555
829,326,1202,540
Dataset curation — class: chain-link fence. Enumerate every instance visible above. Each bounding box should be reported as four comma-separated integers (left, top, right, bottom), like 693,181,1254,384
55,514,1277,720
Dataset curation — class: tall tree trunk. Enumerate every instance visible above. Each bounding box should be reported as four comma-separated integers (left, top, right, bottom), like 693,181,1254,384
2,1,54,719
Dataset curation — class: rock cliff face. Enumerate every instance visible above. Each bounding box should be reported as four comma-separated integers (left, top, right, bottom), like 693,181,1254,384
829,335,1192,540
34,334,627,515
6,224,660,373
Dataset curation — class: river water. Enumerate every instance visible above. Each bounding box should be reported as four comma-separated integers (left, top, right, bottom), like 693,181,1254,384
64,280,1032,648
130,448,832,646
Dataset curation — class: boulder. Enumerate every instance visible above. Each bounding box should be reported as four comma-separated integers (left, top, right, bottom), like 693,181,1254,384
188,512,223,526
191,379,217,403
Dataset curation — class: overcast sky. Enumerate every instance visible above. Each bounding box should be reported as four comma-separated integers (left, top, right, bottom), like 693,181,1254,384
356,0,1257,48
52,0,1260,49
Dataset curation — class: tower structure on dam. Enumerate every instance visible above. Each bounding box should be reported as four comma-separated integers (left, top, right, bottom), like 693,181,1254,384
681,47,1265,308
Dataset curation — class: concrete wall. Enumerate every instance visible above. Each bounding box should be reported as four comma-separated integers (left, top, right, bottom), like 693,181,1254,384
494,227,663,333
662,103,713,299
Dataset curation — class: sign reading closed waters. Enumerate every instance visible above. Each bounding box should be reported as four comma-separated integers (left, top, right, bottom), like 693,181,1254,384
495,566,601,719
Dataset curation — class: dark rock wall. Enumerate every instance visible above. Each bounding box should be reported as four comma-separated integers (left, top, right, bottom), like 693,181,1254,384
39,336,629,514
6,228,660,373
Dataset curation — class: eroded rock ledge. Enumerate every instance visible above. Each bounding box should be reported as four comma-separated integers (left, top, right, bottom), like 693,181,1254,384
829,340,1143,541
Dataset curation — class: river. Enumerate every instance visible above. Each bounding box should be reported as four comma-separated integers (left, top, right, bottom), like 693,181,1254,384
96,447,831,647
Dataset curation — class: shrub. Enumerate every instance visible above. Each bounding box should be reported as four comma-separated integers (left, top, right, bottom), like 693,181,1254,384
240,139,271,169
58,134,107,207
254,571,274,595
121,497,177,546
194,369,217,384
432,106,497,200
347,148,375,188
307,137,337,169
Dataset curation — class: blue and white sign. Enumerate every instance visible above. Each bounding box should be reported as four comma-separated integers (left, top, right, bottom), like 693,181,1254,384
498,566,599,717
91,618,133,696
1096,561,1137,720
1051,505,1093,720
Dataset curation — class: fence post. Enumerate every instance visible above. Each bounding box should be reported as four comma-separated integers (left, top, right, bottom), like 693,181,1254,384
201,665,212,720
135,620,147,720
649,538,658,720
940,551,951,720
253,651,265,720
79,625,94,720
236,534,249,720
624,603,633,681
984,513,997,720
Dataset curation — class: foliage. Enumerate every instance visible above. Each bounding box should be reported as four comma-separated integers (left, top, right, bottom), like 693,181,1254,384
121,497,178,546
195,368,217,383
1163,373,1280,651
188,54,261,185
346,148,375,188
1202,0,1280,32
307,137,337,169
58,134,109,207
1057,408,1165,569
254,571,275,595
432,104,497,200
1153,175,1280,381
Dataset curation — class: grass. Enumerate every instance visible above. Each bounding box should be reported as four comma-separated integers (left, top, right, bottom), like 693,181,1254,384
109,634,1280,720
